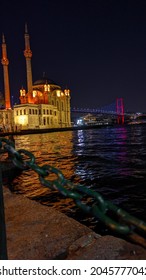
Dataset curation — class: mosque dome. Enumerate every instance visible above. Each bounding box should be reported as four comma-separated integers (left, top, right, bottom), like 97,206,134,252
33,77,59,86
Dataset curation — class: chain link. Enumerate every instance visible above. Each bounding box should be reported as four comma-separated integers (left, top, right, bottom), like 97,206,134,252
1,137,146,248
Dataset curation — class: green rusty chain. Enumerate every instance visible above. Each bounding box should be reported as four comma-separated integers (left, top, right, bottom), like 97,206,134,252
1,137,146,248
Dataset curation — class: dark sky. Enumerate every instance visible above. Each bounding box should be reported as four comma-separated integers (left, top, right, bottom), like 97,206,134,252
0,0,146,112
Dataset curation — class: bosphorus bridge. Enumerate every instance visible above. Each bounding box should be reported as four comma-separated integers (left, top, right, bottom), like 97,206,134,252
71,98,126,124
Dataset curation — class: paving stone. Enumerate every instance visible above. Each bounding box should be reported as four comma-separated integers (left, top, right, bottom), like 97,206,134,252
2,187,146,260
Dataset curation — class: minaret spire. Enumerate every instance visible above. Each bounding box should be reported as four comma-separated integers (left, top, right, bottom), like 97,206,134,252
25,22,28,34
2,33,5,43
1,33,11,109
24,23,33,97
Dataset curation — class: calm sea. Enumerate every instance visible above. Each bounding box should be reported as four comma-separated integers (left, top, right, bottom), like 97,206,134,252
4,124,146,235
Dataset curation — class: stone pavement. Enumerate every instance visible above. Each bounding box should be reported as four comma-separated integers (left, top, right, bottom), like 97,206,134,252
2,187,146,260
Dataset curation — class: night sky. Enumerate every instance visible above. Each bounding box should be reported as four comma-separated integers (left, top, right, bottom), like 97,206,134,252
0,0,146,112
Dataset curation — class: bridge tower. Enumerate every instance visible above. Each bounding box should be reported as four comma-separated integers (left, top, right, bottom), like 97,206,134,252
116,98,124,124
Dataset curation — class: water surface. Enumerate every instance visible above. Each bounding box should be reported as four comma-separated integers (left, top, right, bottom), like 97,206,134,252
3,124,146,235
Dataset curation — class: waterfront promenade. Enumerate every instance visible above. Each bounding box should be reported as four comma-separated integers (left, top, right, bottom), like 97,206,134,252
2,186,146,260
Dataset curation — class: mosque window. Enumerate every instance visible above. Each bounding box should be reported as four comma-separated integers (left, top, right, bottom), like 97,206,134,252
57,90,61,97
44,84,50,92
33,91,37,97
20,88,26,96
64,89,70,96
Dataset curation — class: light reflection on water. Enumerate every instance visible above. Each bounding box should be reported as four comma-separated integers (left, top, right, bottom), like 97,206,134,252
4,125,146,235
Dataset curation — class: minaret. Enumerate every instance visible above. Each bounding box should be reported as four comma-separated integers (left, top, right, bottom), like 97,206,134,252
24,23,33,97
1,34,11,109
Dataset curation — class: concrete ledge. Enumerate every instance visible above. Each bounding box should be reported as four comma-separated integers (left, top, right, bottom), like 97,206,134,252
3,187,146,260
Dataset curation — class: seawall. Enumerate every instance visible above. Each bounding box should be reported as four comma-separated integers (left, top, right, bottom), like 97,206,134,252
0,123,112,137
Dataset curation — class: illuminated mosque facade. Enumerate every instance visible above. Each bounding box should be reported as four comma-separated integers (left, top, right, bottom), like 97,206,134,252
0,24,71,131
